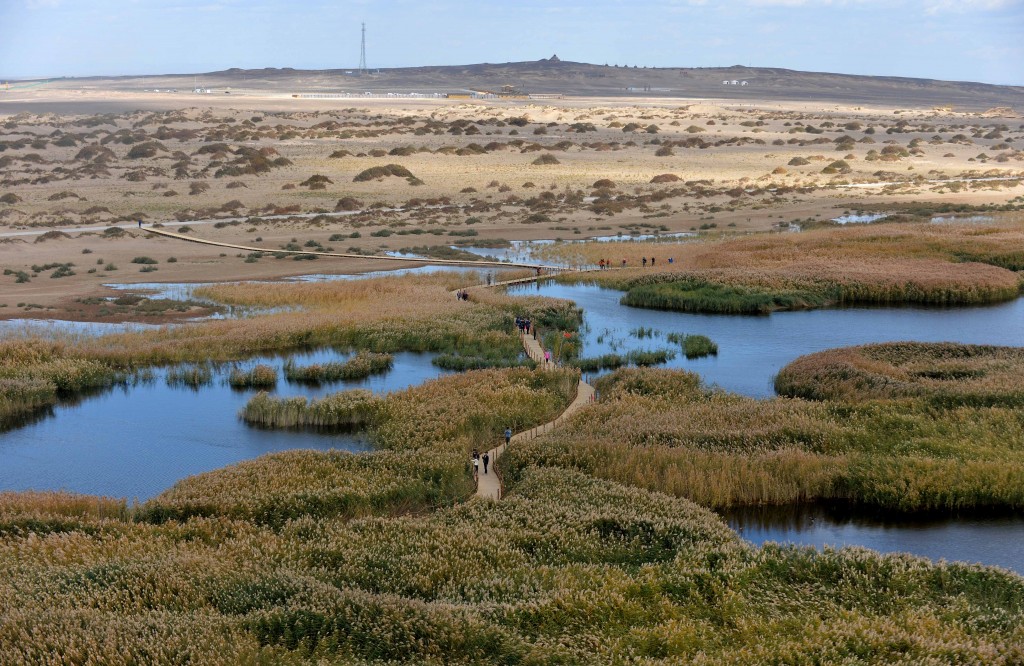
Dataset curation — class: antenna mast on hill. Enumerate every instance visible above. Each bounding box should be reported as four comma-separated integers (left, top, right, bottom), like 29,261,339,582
358,23,368,76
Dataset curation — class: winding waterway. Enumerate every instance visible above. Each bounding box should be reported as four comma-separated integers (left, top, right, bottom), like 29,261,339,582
507,279,1024,574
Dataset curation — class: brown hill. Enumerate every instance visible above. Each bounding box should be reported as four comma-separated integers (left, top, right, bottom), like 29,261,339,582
17,59,1024,110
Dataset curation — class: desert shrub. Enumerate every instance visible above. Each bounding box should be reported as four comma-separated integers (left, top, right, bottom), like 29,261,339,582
649,174,680,183
126,141,168,159
788,157,810,166
353,164,416,182
130,256,158,265
300,174,333,189
531,154,560,166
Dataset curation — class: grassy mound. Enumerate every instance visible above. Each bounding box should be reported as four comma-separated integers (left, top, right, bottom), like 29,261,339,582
622,278,826,314
775,342,1024,407
353,163,416,182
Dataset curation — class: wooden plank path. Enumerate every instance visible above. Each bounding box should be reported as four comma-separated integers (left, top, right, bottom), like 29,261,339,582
475,331,595,500
149,222,607,501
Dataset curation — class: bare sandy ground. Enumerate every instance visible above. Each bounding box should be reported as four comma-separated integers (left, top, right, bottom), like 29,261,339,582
1,90,1022,320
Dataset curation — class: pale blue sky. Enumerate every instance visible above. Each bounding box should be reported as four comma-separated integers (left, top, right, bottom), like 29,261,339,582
1,0,1022,85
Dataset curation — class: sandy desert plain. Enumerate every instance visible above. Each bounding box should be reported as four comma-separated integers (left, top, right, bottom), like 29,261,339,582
1,85,1022,318
2,76,1024,663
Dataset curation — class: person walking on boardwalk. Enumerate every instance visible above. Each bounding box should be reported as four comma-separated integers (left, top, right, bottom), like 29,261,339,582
504,427,512,446
473,455,479,479
642,257,647,268
651,257,656,267
482,452,490,474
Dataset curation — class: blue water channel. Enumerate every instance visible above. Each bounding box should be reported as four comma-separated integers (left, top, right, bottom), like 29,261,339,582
507,280,1024,575
507,280,1024,397
0,350,450,500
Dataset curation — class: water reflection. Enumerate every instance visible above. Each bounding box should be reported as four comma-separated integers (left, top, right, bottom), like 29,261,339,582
0,350,450,500
508,281,1024,397
723,503,1024,575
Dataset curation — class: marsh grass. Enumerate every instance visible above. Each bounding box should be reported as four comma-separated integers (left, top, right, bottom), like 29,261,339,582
0,274,575,424
571,349,676,372
667,333,719,358
283,352,393,384
623,279,826,314
164,364,213,389
228,365,276,388
503,366,1024,512
554,218,1024,313
242,389,382,430
776,342,1024,408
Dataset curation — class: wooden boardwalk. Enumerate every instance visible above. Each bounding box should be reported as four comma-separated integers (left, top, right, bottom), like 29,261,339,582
475,331,595,500
149,223,605,501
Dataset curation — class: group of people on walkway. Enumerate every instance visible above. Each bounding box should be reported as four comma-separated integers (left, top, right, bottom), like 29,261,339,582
471,447,491,478
514,315,535,338
598,257,674,269
455,289,470,301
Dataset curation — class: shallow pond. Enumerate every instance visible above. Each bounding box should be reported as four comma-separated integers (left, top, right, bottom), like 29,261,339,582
831,213,888,224
508,281,1024,397
724,504,1024,575
0,350,450,500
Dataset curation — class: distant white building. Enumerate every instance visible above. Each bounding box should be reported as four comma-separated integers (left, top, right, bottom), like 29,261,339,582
741,80,748,86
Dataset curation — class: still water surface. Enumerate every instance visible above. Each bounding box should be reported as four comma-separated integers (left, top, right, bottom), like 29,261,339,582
0,350,449,500
508,281,1024,397
723,505,1024,575
508,280,1024,574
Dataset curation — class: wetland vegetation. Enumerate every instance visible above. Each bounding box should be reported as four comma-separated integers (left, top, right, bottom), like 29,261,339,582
3,94,1024,662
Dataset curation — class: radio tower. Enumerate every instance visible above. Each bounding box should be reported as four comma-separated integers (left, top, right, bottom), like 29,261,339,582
358,23,368,76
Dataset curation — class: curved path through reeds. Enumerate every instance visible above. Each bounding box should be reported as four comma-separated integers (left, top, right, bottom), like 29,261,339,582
476,331,595,500
150,222,604,499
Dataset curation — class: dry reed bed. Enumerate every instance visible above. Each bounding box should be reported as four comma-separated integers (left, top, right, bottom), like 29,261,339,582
0,355,1020,662
1,465,1020,663
775,342,1024,407
501,366,1024,512
549,219,1024,311
0,272,576,427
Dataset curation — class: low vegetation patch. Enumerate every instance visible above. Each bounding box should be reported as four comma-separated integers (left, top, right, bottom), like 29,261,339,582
667,332,719,358
227,365,277,388
776,342,1024,407
242,388,382,430
283,351,393,384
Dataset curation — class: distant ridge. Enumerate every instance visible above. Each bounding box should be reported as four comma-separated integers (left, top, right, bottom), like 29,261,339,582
13,59,1024,110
